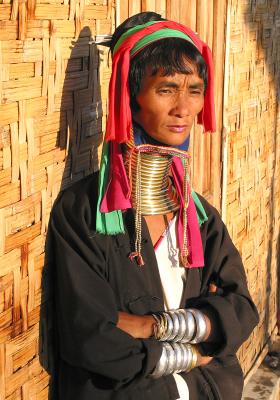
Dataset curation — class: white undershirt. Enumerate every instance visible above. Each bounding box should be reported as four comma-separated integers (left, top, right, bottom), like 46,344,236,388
155,216,189,400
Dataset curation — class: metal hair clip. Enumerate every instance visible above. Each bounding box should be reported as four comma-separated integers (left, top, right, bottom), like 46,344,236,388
89,34,112,45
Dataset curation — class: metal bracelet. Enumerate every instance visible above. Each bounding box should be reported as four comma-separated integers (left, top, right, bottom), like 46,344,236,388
163,343,176,376
153,313,168,341
188,309,207,343
150,345,168,378
171,342,183,373
150,342,198,378
161,312,173,341
173,309,187,342
189,345,198,370
178,309,196,343
180,343,189,371
187,344,195,371
153,308,206,345
167,310,180,341
152,314,162,340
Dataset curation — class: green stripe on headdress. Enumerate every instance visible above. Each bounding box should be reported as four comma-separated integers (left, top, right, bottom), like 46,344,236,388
113,21,196,56
191,191,208,226
130,29,195,56
113,21,160,54
96,141,125,235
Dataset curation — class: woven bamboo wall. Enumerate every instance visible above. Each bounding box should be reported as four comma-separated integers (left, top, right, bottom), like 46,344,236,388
0,0,278,398
223,0,280,374
0,1,114,398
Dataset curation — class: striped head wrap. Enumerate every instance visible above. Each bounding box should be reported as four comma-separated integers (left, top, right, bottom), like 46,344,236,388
106,20,216,143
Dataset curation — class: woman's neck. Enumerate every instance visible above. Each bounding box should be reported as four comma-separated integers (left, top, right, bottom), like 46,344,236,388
123,143,180,216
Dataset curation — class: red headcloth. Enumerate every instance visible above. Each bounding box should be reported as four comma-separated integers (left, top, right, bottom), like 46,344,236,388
105,20,216,143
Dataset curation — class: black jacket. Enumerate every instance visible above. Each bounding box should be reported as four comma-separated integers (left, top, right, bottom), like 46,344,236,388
50,173,259,399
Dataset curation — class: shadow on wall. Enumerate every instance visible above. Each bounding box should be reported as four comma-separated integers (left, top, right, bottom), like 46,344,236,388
244,2,280,339
38,26,105,398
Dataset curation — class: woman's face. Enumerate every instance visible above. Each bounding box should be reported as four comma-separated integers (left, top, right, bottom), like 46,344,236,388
133,68,205,146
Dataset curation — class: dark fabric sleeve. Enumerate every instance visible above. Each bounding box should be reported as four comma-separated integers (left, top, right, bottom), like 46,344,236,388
179,198,259,399
50,186,162,391
181,356,244,400
187,198,259,357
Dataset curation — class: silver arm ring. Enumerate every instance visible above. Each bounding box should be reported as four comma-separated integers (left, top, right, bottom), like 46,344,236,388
171,342,183,373
150,345,168,378
173,310,187,342
188,309,207,343
179,309,196,343
163,343,176,376
160,312,173,341
167,310,180,341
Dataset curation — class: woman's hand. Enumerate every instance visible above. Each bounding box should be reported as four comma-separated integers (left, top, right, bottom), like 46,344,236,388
195,347,213,366
117,311,155,338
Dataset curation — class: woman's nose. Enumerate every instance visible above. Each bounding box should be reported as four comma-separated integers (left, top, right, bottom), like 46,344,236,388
170,93,190,117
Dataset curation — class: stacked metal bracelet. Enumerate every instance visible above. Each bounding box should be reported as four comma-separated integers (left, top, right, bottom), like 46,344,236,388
150,342,198,378
152,308,207,344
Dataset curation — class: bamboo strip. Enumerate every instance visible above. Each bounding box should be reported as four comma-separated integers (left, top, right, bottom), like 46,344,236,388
0,210,5,257
141,0,155,11
13,267,21,323
0,345,5,400
166,0,180,21
27,0,36,20
19,0,27,40
5,223,41,254
84,4,108,19
10,122,19,183
11,0,19,21
69,0,76,20
27,257,35,312
0,249,21,277
0,22,17,41
0,41,2,103
0,103,18,126
180,0,196,29
2,146,12,170
35,4,69,19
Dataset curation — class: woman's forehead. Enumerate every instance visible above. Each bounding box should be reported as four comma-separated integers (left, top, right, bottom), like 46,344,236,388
140,68,204,88
143,55,199,76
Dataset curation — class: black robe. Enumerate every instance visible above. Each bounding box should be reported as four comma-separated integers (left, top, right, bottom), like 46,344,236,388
50,172,259,400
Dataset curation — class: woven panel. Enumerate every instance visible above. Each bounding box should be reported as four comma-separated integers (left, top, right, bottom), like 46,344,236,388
0,1,114,398
224,0,280,374
1,0,278,397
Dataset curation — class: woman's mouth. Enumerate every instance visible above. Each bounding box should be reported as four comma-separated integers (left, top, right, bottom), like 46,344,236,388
167,125,187,133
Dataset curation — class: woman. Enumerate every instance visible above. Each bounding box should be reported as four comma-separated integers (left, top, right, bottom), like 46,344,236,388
51,11,259,400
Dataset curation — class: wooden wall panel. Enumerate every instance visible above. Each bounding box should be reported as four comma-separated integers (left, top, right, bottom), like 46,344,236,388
223,0,280,374
0,0,278,397
0,1,114,398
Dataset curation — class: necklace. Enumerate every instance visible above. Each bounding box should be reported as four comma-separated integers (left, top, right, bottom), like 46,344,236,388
123,143,180,215
123,136,191,267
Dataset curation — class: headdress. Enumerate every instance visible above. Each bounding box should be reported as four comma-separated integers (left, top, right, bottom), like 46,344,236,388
96,20,216,268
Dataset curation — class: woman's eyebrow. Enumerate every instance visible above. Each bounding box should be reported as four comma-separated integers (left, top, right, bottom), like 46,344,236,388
156,81,205,90
189,83,205,89
156,81,180,88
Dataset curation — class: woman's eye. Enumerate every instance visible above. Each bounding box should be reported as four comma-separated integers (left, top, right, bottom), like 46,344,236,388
158,89,172,94
190,90,203,95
